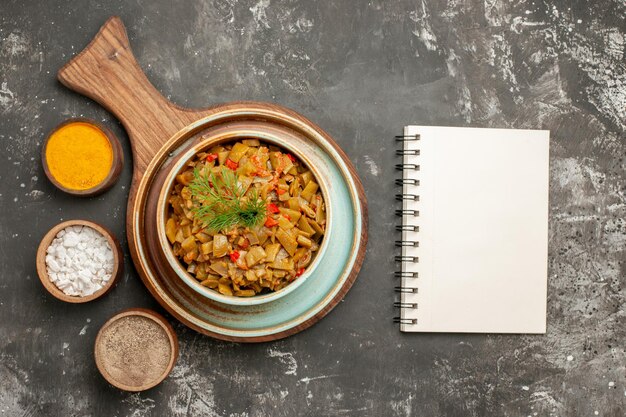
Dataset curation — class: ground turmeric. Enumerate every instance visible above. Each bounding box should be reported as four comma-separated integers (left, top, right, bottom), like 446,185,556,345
45,122,113,190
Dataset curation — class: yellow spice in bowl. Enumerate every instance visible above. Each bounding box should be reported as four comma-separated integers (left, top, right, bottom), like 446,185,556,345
45,122,113,190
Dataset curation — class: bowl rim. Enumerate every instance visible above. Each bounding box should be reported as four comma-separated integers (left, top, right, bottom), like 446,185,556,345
94,308,179,391
36,219,123,303
41,117,124,197
156,134,332,306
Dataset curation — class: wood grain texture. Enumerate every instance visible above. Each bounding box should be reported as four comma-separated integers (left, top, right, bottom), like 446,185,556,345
57,16,211,174
41,118,124,197
57,16,368,342
36,219,123,303
134,104,369,342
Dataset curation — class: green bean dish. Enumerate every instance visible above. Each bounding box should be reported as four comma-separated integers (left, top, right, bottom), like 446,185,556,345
165,139,326,297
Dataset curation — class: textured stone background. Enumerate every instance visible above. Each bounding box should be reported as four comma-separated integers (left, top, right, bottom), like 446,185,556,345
1,0,624,416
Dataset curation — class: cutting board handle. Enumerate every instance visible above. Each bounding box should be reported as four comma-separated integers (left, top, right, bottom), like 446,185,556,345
58,16,197,172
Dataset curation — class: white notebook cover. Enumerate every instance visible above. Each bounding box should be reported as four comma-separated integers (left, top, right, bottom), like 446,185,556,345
400,126,549,333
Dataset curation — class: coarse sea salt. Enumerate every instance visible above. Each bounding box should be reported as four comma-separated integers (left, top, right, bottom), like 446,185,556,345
45,225,114,296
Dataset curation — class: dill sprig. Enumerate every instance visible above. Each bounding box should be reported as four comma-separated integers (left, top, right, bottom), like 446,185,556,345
188,166,267,232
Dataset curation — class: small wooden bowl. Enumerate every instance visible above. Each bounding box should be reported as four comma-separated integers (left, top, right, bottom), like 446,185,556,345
94,308,179,391
42,118,124,197
36,219,123,303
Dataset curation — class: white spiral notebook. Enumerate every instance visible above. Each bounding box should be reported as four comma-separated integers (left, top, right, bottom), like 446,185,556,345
395,126,549,333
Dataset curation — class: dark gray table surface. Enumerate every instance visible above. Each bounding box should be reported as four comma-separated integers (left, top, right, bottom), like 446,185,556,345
1,1,624,416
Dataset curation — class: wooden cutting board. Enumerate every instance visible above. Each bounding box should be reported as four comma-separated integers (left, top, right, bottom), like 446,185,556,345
57,16,368,342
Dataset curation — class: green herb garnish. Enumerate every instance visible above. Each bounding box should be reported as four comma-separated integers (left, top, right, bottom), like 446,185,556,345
188,167,266,232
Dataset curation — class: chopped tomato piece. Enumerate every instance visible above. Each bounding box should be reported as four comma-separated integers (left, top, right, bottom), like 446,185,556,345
277,189,287,195
296,268,305,277
264,217,279,227
286,153,296,163
239,238,249,249
267,203,280,214
225,159,238,170
206,153,218,162
229,251,240,262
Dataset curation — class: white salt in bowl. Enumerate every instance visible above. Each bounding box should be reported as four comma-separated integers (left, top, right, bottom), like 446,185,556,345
36,219,123,303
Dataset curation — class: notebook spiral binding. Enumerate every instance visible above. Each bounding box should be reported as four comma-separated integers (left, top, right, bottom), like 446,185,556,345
393,134,420,325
